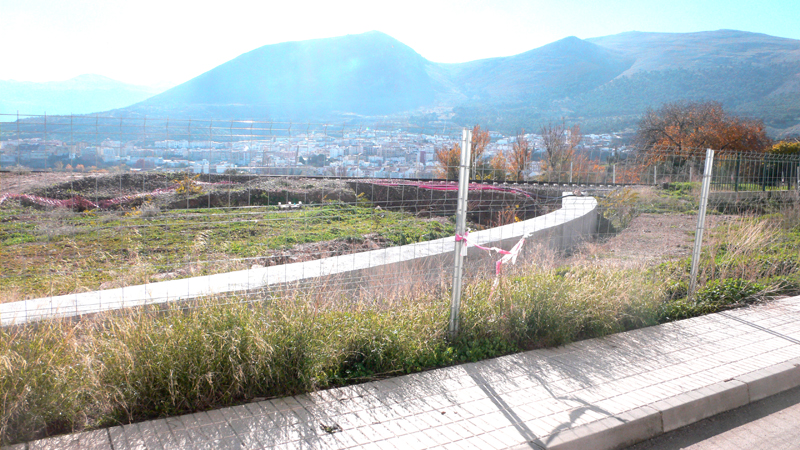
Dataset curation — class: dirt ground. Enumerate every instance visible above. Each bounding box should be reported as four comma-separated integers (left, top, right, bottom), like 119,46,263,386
259,212,729,275
0,171,90,195
572,213,734,267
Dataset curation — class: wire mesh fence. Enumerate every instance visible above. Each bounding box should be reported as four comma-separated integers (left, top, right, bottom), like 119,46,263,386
4,114,800,447
1,114,799,326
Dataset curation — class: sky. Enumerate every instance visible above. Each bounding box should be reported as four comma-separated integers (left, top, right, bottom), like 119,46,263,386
2,0,799,88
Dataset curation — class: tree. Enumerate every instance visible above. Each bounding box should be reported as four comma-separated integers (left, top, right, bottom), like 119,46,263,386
770,140,800,155
488,152,508,181
435,125,490,180
636,101,771,159
508,130,531,181
540,121,582,181
434,144,460,180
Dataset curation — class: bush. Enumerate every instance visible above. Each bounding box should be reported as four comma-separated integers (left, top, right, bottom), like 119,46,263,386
598,188,640,230
659,278,764,321
695,278,764,305
770,141,800,155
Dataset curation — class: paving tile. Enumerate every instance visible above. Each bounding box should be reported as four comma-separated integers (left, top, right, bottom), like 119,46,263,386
469,432,508,450
119,423,148,449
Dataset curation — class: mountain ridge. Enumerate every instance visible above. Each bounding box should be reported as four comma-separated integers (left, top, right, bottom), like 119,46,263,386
6,29,800,136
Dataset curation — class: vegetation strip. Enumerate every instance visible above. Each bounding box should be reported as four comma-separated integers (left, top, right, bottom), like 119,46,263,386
0,203,455,302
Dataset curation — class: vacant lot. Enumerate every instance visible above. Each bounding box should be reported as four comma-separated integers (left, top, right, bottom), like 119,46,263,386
0,202,457,302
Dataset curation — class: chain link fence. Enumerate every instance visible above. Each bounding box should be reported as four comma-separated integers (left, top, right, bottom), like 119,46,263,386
1,114,799,326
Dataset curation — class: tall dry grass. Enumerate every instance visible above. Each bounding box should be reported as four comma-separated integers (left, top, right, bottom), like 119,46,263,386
1,257,669,445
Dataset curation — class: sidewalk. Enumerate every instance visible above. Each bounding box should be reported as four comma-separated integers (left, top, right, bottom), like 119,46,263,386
9,296,800,450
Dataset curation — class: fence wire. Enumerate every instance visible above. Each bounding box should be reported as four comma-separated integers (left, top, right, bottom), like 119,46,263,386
1,114,799,325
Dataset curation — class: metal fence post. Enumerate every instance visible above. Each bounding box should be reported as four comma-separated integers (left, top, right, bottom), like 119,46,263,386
449,128,472,338
569,161,573,184
689,148,715,299
613,164,616,185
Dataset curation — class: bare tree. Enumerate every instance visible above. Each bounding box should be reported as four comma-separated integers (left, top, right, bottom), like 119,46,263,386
540,121,582,180
435,125,491,180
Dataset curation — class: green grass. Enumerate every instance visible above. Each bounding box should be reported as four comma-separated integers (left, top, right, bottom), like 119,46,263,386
714,182,796,192
0,204,455,302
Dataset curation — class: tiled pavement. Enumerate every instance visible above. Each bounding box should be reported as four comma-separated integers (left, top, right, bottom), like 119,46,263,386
10,296,800,450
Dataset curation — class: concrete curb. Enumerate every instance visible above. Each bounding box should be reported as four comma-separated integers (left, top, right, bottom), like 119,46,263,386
516,360,800,450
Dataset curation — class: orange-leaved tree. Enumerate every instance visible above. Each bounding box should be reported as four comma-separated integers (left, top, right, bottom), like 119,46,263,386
435,125,490,180
488,152,508,181
434,144,460,180
636,101,771,161
508,130,531,181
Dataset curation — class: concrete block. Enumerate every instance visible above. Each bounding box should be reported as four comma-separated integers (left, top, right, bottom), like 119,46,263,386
28,429,111,450
2,444,28,450
106,427,128,450
651,379,749,432
736,361,800,402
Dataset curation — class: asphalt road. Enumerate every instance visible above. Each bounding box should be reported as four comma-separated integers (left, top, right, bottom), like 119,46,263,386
625,385,800,450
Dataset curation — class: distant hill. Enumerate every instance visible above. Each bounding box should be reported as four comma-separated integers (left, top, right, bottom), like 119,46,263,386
443,37,633,102
98,30,800,136
124,31,441,120
0,75,163,116
453,30,800,134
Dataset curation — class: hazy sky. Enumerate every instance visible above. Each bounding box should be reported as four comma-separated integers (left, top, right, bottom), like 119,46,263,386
2,0,798,88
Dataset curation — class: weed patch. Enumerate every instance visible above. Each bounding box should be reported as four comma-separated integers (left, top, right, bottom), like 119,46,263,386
0,204,456,301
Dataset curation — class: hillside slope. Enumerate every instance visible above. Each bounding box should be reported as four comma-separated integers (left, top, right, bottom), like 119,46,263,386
126,31,444,119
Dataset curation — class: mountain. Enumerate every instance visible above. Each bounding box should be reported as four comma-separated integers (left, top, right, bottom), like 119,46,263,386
587,30,800,73
0,75,163,115
125,31,442,119
438,36,633,104
453,30,800,134
578,30,800,132
100,30,800,135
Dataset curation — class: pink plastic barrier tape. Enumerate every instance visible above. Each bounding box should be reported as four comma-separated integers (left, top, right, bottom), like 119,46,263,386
496,237,525,275
372,180,532,198
455,231,525,275
455,232,512,255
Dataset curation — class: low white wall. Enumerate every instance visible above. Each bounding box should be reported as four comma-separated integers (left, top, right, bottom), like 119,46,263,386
1,195,598,326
